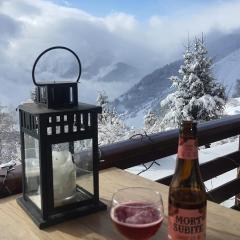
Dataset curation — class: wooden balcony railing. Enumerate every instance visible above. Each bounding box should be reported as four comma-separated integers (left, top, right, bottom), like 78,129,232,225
99,114,240,208
1,115,240,209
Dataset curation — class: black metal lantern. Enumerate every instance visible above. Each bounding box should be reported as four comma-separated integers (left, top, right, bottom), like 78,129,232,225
17,46,106,229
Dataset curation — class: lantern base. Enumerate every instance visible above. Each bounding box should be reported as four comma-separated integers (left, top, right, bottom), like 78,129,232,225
17,196,107,229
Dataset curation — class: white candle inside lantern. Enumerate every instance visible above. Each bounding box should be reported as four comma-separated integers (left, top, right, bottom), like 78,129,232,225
52,150,76,206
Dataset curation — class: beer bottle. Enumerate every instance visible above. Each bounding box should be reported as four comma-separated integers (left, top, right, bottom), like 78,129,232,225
168,120,207,240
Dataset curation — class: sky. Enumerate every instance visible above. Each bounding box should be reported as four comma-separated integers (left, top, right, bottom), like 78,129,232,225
1,0,240,106
55,0,225,20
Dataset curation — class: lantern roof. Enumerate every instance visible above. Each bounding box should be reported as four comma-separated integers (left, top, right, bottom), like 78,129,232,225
36,81,77,85
19,102,102,115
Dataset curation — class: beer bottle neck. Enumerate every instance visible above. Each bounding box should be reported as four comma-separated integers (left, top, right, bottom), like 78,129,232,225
174,136,201,185
177,136,198,161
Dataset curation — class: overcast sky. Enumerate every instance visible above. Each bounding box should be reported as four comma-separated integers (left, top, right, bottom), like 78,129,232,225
1,0,240,105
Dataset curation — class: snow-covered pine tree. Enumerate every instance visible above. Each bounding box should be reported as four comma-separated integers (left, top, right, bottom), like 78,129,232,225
0,104,20,164
160,36,226,129
31,87,38,103
144,110,159,134
97,91,129,145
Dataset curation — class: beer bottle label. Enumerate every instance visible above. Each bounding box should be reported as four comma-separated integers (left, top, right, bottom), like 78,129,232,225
178,139,198,160
168,207,206,240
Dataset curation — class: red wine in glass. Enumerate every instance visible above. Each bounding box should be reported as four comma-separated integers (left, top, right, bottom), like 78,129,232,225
110,188,164,240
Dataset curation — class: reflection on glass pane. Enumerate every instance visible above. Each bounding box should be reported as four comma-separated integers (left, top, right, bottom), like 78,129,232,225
52,143,76,207
24,134,41,210
74,139,94,196
52,140,94,208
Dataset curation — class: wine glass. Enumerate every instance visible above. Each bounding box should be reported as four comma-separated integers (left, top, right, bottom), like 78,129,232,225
110,187,164,240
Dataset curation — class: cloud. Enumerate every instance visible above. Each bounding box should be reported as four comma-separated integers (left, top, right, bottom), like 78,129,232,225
104,12,138,32
148,15,165,28
0,13,22,48
1,0,240,105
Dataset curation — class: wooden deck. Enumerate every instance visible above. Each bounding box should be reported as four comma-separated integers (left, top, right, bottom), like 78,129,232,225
0,168,240,240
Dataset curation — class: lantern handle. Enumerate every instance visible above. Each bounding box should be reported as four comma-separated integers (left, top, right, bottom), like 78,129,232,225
32,46,82,86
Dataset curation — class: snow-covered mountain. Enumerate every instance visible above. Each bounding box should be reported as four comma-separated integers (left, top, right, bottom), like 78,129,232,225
82,52,114,80
78,61,143,103
34,49,142,88
83,61,141,83
97,62,141,83
213,48,240,96
113,60,181,115
0,51,144,106
207,31,240,62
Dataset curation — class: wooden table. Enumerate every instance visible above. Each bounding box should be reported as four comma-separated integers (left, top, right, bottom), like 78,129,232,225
0,168,240,239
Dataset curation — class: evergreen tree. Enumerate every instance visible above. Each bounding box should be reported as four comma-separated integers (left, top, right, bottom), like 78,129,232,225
160,37,226,129
97,91,129,145
0,104,20,164
144,110,159,134
31,87,38,103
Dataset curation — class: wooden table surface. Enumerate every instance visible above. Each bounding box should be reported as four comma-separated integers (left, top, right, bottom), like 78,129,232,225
0,167,240,240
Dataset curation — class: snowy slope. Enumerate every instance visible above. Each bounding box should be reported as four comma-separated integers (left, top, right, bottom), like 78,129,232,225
126,98,240,208
224,97,240,115
113,60,180,121
213,48,240,96
127,140,238,208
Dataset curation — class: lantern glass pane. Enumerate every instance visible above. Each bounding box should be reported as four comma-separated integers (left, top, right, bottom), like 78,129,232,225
52,140,94,208
74,139,94,196
52,142,76,207
24,134,41,210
